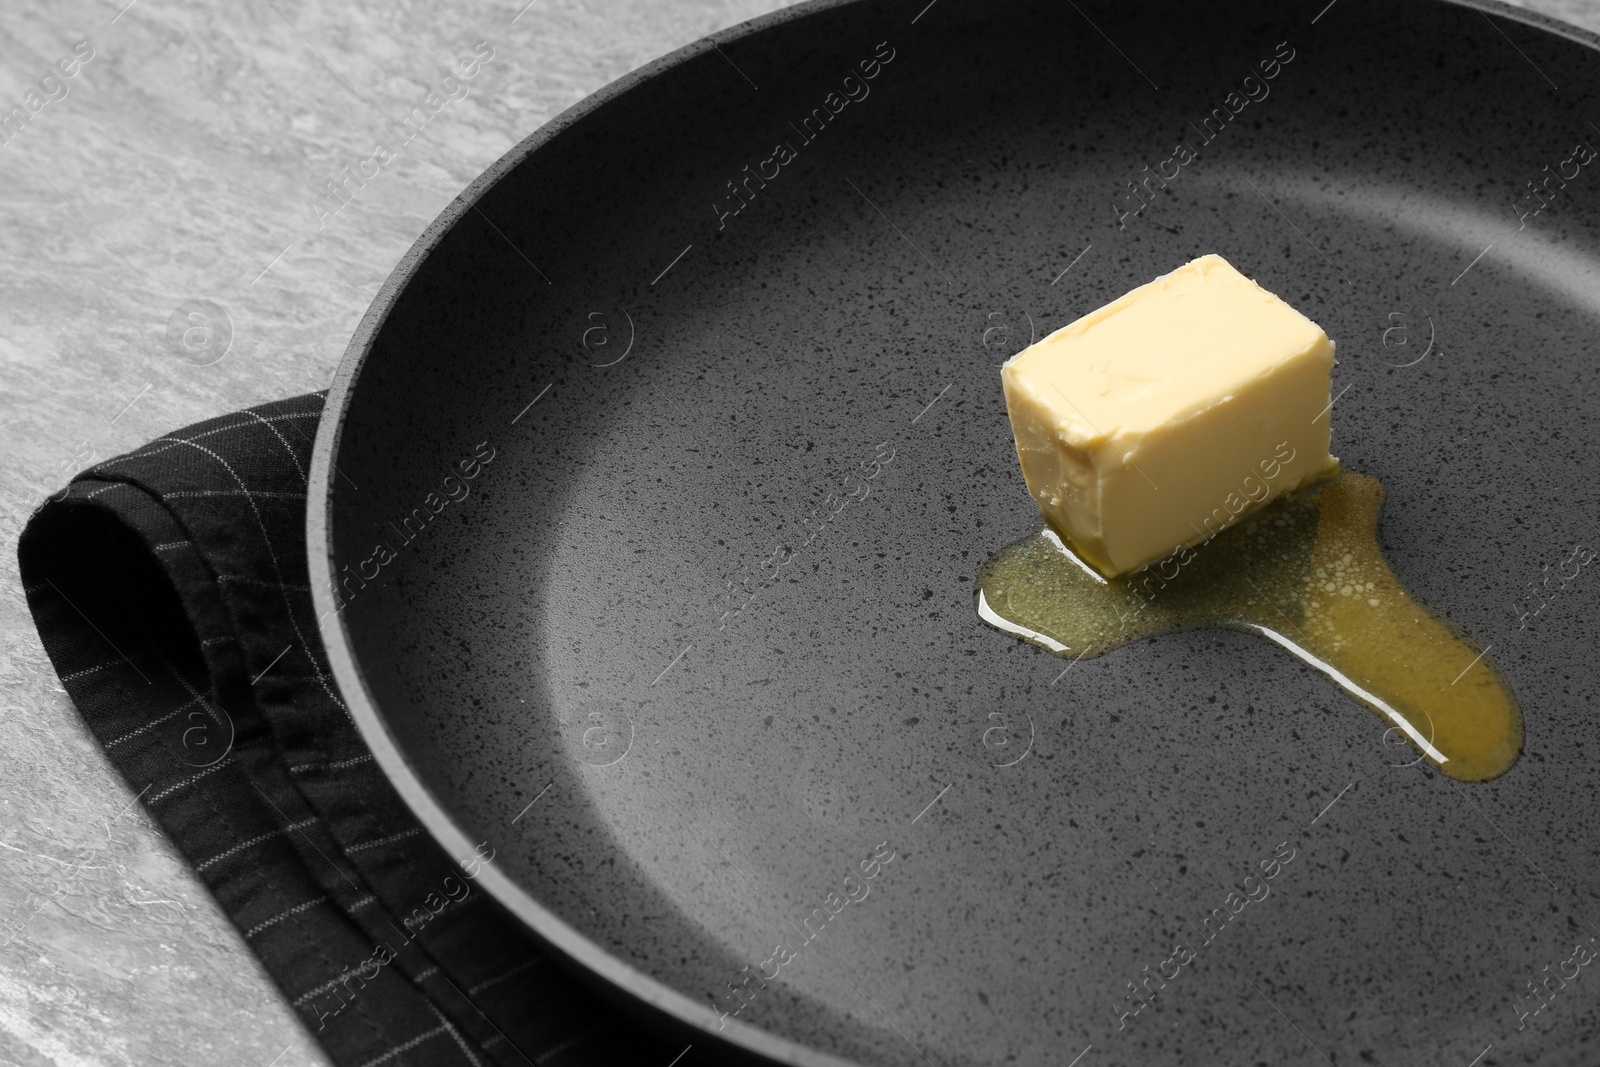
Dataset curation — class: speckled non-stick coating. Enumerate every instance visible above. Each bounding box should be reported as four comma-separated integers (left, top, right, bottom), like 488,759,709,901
310,1,1600,1063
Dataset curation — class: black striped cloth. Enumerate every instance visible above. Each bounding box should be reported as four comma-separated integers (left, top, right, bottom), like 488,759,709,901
17,393,675,1067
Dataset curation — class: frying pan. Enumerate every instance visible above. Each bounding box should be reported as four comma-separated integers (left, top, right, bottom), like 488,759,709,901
308,0,1600,1063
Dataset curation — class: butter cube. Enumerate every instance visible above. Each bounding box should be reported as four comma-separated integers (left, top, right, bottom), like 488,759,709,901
1001,253,1337,577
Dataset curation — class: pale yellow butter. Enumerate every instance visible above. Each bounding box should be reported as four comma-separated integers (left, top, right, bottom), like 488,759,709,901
1001,253,1337,577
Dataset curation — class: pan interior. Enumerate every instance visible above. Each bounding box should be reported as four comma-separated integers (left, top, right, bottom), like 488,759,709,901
324,1,1600,1063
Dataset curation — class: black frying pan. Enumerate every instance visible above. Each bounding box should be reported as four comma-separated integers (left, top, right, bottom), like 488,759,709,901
309,1,1600,1063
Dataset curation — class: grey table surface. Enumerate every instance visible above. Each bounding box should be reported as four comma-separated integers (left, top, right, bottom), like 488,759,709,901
0,0,1595,1064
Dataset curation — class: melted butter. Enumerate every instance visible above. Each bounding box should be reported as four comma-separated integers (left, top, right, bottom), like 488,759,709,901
976,471,1522,781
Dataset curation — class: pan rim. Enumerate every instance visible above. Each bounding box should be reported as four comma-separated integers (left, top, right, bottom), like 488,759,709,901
306,0,1600,1062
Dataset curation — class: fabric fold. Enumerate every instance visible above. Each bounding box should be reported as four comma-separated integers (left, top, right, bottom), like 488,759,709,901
17,393,671,1067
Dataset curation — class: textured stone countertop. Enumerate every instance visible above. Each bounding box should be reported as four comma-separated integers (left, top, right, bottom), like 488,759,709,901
0,0,1595,1064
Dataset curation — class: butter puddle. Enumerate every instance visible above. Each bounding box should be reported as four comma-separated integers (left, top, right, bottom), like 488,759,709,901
975,472,1522,781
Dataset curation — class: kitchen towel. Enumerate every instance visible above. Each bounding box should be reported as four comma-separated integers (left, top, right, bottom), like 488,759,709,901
17,392,678,1067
